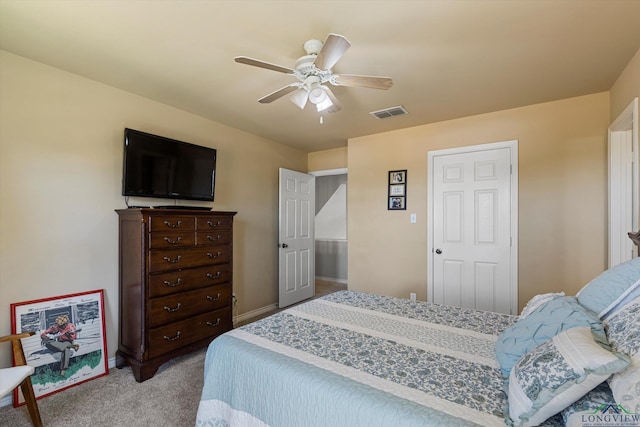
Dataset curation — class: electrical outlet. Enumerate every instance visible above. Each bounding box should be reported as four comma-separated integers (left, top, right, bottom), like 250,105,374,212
410,293,416,301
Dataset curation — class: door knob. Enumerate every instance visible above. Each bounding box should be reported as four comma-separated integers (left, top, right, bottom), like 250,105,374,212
278,243,288,248
435,248,442,254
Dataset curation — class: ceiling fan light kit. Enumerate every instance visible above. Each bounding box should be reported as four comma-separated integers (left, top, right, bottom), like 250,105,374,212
289,88,309,109
235,33,393,114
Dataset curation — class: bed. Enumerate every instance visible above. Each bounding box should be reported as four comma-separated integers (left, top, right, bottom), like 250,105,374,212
196,259,639,427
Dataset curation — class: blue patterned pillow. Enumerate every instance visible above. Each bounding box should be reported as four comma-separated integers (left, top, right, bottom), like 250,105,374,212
507,327,630,427
577,258,640,318
496,296,606,377
606,298,640,414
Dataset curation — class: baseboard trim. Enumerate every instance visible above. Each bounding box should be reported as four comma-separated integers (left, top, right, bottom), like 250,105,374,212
315,276,348,285
233,303,278,327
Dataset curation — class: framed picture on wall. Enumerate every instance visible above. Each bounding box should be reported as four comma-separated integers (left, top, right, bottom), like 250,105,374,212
10,289,108,406
389,184,405,196
388,170,407,210
389,196,406,210
389,170,406,184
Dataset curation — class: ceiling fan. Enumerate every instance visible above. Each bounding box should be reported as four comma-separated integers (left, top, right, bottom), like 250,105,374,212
235,33,393,114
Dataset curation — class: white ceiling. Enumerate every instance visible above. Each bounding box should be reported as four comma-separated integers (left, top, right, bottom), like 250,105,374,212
1,1,639,152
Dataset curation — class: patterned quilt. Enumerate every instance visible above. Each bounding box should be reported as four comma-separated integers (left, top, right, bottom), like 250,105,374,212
196,291,557,426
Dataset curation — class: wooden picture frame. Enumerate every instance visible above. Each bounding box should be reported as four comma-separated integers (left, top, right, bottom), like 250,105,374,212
388,170,407,210
10,289,108,406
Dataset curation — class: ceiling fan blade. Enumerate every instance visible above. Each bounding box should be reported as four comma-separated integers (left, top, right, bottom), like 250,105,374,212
319,86,342,113
314,33,351,71
234,56,295,74
332,74,393,90
258,83,300,103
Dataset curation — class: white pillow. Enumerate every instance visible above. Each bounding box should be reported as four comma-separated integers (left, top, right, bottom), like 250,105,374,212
519,292,565,319
606,298,640,414
507,326,630,427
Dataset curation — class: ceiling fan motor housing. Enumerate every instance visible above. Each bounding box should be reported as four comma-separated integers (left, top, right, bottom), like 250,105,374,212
295,55,318,75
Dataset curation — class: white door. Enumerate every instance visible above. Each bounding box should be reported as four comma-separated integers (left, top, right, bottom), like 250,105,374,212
428,141,518,315
279,168,315,308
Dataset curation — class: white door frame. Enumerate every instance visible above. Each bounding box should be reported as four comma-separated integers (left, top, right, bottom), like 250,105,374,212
309,168,348,284
427,140,518,314
608,97,639,266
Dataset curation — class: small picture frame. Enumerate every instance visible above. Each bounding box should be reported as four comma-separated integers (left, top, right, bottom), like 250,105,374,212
389,184,405,196
389,170,406,184
389,197,405,210
10,289,108,406
388,170,407,210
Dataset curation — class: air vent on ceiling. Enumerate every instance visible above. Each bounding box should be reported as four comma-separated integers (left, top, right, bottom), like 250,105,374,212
369,105,409,119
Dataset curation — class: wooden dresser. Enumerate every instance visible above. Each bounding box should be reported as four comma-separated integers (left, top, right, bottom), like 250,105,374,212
115,208,236,382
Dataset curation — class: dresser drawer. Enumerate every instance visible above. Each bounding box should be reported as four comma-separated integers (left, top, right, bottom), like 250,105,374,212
149,231,195,249
149,246,231,272
196,230,231,246
148,308,231,358
197,216,232,231
149,264,231,298
149,216,196,232
149,284,231,327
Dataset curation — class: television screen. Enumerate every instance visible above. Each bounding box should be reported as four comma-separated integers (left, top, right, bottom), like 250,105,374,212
122,128,216,201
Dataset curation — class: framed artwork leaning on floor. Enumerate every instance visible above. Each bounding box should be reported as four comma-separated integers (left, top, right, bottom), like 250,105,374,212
10,289,108,406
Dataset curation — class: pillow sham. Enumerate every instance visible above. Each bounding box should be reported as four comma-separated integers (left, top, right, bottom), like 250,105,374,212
507,327,630,427
576,257,640,318
605,298,640,414
519,292,565,319
561,382,615,427
496,296,606,377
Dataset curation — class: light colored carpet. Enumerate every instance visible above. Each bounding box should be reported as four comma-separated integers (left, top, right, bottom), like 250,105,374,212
0,347,206,427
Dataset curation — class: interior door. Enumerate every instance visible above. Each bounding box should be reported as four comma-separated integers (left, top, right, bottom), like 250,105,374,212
428,141,518,314
278,168,315,308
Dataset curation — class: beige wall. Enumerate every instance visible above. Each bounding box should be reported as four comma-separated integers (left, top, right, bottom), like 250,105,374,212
347,93,610,312
308,147,348,171
0,51,307,367
610,47,640,121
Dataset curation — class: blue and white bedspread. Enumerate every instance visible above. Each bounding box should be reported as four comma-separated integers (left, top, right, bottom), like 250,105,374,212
196,291,520,427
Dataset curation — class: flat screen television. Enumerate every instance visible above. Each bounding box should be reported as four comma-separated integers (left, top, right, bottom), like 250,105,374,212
122,128,216,201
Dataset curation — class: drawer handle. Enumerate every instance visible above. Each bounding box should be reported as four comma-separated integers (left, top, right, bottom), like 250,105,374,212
206,251,222,259
206,319,221,327
206,234,222,242
163,278,182,288
206,220,223,228
163,303,182,312
164,236,183,244
163,331,181,341
206,293,222,302
163,255,182,264
206,272,222,280
163,220,183,228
